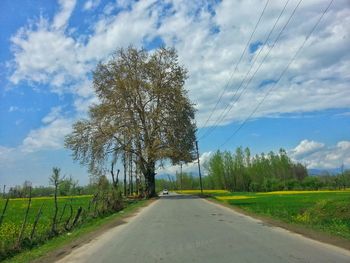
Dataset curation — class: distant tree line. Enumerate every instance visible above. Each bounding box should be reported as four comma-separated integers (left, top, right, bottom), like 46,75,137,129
4,177,90,199
3,177,137,199
156,147,350,192
3,148,349,198
3,168,146,200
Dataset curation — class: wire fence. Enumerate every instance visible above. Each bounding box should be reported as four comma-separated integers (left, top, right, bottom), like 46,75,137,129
0,190,125,261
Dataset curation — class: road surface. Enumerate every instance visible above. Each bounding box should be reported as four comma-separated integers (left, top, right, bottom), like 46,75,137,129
58,193,350,263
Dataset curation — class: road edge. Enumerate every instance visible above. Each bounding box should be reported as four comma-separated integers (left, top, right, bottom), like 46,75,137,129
4,199,156,263
45,198,156,263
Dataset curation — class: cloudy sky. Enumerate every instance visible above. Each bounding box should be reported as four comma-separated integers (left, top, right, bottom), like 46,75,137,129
0,0,349,186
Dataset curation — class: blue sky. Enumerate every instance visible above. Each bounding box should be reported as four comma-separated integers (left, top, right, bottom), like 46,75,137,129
0,0,349,186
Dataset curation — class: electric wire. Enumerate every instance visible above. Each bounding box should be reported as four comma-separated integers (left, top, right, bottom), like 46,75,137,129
218,0,334,149
200,0,302,140
198,0,270,137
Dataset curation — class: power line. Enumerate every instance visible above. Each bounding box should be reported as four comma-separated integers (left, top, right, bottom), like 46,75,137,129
198,0,270,137
218,0,334,149
209,0,294,131
200,0,301,140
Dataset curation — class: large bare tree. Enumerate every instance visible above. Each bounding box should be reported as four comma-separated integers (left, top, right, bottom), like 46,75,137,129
65,47,196,197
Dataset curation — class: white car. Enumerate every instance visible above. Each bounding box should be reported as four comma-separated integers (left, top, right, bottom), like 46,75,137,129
162,189,169,195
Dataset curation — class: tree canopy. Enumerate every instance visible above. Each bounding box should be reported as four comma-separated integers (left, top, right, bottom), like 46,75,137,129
65,47,197,197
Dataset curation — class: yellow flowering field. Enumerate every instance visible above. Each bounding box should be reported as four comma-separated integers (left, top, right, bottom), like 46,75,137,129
258,190,350,195
0,195,92,259
215,195,255,200
177,190,229,195
9,194,93,201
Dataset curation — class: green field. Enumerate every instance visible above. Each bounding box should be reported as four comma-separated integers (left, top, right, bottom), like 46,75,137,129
0,195,92,259
179,190,350,240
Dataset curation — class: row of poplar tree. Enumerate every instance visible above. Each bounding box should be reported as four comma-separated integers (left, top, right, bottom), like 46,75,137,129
159,146,350,192
157,147,350,192
204,147,308,192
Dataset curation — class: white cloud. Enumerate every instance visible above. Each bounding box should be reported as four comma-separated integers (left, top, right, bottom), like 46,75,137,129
8,0,350,128
9,0,160,110
290,139,350,169
337,141,350,151
0,146,14,159
83,0,101,11
53,0,77,30
21,107,73,153
290,139,325,158
157,151,212,176
80,0,159,62
10,19,87,88
42,106,63,124
5,0,350,164
156,0,350,127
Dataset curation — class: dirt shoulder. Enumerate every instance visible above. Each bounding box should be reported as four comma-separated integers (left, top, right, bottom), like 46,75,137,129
32,199,155,263
205,197,350,251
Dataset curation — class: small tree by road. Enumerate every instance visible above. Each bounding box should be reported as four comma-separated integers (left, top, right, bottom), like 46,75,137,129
50,167,61,235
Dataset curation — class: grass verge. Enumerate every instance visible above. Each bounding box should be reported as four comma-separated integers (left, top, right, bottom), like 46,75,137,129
3,199,151,263
178,190,350,247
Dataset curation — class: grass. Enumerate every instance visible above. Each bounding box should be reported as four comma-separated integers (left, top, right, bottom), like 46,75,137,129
2,199,148,263
0,195,92,259
180,189,350,240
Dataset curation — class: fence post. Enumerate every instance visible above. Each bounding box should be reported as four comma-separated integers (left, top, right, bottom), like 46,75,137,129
17,187,32,246
64,204,73,231
0,197,9,227
59,203,68,224
72,207,83,228
30,203,44,240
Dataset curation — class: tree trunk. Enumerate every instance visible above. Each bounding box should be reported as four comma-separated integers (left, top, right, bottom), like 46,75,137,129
51,182,58,235
128,152,132,195
144,162,156,198
123,151,127,196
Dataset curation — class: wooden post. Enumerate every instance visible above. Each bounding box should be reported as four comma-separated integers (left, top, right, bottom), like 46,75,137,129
0,197,9,227
72,207,83,228
30,203,44,240
18,187,32,246
64,204,73,230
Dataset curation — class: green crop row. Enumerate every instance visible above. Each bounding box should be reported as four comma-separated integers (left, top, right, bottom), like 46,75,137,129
210,190,350,240
0,196,92,260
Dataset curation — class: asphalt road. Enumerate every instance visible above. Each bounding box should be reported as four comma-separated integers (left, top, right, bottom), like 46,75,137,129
57,193,350,263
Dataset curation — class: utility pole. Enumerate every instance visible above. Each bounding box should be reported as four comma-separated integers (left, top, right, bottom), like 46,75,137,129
341,162,345,190
195,140,203,195
180,162,183,190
